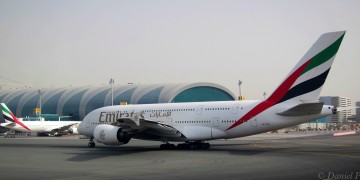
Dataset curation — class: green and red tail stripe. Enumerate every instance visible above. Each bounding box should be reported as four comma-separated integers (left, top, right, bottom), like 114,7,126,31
1,103,31,131
227,31,345,131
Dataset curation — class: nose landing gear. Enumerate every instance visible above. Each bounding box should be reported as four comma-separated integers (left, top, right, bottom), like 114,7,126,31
88,137,95,148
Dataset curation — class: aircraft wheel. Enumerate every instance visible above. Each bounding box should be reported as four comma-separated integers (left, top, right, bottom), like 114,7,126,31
170,144,176,150
88,142,95,148
160,143,176,150
160,144,165,149
205,143,210,149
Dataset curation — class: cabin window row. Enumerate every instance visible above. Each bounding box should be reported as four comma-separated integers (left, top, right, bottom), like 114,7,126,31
144,109,195,112
221,120,236,123
175,121,211,124
205,108,230,111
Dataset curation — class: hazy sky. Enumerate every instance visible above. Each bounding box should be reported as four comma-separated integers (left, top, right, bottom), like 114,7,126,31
0,0,359,103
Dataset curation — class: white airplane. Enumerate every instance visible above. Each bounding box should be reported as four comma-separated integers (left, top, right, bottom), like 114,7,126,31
78,31,345,149
0,103,79,136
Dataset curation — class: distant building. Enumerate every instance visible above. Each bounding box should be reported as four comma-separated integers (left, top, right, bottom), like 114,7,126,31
319,96,351,123
356,102,360,122
0,83,235,120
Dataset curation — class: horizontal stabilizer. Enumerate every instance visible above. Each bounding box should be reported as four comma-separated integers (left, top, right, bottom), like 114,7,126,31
2,122,16,127
277,102,324,116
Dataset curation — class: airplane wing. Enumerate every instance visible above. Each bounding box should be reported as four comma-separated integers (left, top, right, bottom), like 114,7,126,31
111,115,184,140
137,119,183,138
0,122,17,128
49,122,79,133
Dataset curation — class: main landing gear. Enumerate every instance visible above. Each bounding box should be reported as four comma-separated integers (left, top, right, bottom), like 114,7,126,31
160,141,210,150
160,143,176,150
88,137,95,148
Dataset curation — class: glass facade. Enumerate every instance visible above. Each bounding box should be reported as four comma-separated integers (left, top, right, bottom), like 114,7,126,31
172,86,234,103
21,95,39,117
114,87,136,105
42,90,66,114
85,89,110,115
0,83,235,120
62,90,87,120
138,87,164,104
7,93,26,113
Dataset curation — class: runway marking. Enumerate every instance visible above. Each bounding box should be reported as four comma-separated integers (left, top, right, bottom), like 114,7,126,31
333,131,356,136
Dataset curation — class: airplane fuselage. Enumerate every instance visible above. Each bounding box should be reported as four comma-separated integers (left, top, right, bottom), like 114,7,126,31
78,31,345,148
78,100,333,142
1,121,79,133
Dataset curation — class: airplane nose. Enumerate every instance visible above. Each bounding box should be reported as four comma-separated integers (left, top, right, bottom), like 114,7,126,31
78,121,84,134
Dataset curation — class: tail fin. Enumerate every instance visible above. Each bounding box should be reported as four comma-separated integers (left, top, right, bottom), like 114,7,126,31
0,103,31,131
267,31,345,103
226,31,345,131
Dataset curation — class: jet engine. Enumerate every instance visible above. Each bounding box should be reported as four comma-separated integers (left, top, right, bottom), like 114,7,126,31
93,124,131,145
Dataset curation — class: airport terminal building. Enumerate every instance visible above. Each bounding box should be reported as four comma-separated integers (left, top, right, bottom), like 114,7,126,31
0,83,236,120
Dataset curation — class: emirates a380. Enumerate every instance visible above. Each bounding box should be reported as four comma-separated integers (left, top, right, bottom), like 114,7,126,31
78,31,345,149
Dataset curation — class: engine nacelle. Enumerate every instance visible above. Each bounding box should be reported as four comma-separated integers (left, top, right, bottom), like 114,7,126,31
93,124,131,145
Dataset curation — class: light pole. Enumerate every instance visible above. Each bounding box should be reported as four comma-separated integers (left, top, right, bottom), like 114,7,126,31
38,89,42,114
109,78,114,106
263,92,267,99
238,80,242,100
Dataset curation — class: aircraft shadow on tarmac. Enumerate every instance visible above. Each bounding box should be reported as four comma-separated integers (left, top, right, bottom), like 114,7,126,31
65,143,292,162
66,146,161,162
68,135,352,161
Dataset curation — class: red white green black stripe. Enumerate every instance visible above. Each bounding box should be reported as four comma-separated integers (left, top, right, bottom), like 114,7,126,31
1,103,31,131
227,31,345,131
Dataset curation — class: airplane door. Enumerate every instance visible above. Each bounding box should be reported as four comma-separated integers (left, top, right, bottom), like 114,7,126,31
213,117,220,127
232,104,239,114
196,105,204,115
212,117,225,139
250,118,258,127
168,117,173,126
85,119,91,128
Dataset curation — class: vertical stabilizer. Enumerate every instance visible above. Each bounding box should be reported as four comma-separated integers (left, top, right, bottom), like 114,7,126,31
267,31,345,103
0,103,31,131
227,31,345,131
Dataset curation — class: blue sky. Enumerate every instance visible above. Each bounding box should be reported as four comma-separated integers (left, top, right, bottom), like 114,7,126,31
0,0,359,103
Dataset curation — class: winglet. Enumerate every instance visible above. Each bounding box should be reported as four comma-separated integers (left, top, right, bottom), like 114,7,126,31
0,103,31,131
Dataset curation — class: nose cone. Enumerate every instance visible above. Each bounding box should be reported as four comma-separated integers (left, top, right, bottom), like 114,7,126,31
78,108,101,137
78,113,94,137
78,120,90,136
77,121,85,135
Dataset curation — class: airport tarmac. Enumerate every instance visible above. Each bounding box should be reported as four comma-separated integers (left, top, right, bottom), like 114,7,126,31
0,133,359,180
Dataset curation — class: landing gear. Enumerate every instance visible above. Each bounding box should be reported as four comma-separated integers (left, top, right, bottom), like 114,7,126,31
88,137,95,148
177,141,210,150
4,130,15,138
160,143,176,150
159,141,210,150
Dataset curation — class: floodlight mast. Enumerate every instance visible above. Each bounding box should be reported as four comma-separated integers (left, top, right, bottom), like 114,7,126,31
38,89,42,114
109,78,114,106
238,80,242,100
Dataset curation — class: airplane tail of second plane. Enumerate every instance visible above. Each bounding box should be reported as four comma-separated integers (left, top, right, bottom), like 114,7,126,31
0,103,31,131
